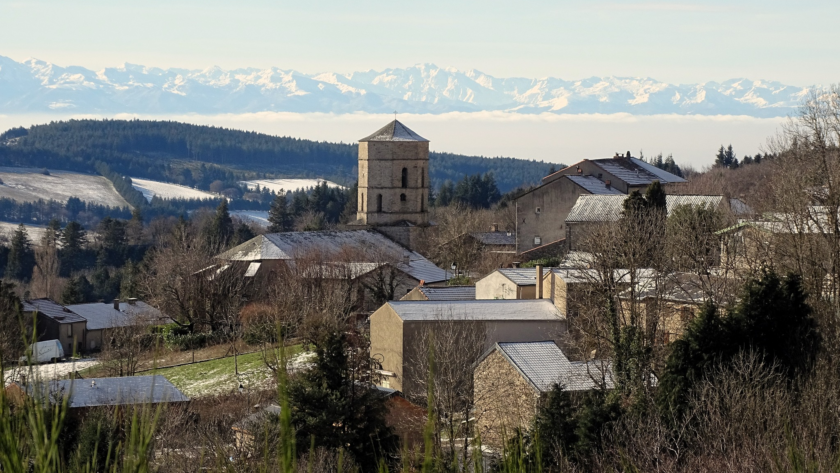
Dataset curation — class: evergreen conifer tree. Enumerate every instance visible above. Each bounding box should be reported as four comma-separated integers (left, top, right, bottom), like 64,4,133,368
204,200,234,248
268,193,292,232
6,224,34,281
59,221,86,275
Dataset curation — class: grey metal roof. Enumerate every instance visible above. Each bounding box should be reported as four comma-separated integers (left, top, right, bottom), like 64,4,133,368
26,375,188,408
566,194,724,223
469,232,516,246
217,230,448,283
492,341,615,392
589,157,686,185
496,268,542,286
729,198,753,216
387,299,563,321
359,120,428,142
22,298,85,324
66,301,170,331
566,175,624,195
418,286,476,301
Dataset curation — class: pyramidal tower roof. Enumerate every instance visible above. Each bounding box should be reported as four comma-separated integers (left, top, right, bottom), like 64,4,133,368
359,120,428,142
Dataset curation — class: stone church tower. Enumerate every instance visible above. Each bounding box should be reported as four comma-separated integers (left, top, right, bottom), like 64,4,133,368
357,120,430,226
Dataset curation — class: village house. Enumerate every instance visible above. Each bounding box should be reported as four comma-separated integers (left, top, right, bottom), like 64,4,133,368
25,298,87,356
369,300,566,400
401,285,476,301
515,155,687,254
473,341,613,447
217,230,449,311
66,299,171,352
565,194,727,251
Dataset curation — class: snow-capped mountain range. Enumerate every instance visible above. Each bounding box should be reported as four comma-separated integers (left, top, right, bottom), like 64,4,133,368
0,56,811,117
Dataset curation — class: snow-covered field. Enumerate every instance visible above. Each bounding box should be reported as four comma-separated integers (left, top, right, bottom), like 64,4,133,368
0,222,50,243
0,167,129,207
3,359,100,386
130,177,217,202
240,178,344,194
231,210,270,228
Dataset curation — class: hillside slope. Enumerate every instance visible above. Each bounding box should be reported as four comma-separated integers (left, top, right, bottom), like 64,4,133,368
0,119,554,192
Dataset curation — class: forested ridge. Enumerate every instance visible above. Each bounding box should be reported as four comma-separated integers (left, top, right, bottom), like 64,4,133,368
0,119,555,193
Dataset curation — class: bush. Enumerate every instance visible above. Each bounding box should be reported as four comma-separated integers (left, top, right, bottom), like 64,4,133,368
163,330,221,351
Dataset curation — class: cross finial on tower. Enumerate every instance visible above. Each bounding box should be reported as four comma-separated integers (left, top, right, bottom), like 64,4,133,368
394,111,397,121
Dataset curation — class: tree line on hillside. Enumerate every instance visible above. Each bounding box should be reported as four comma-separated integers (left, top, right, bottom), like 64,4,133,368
0,119,554,193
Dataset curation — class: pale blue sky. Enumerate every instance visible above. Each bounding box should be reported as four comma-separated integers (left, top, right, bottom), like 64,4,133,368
1,0,837,85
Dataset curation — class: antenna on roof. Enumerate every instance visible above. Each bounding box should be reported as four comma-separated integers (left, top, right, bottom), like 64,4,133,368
394,110,397,122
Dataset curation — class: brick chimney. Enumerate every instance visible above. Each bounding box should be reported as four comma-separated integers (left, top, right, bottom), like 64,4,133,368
113,299,120,311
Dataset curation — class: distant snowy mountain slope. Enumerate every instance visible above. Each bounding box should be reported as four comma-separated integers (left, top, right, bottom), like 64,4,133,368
0,56,811,117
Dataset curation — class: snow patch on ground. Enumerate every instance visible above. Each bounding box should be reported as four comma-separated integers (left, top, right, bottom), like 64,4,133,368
239,178,345,194
0,167,129,207
130,177,218,202
231,210,270,228
4,359,100,386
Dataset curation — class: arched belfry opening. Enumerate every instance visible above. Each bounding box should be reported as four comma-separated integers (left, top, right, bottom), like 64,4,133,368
356,119,429,226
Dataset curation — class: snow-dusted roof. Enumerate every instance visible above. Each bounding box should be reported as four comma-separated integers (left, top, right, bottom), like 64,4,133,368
469,231,516,246
588,157,686,185
359,120,428,142
566,194,724,223
22,298,85,324
485,341,614,392
387,299,563,321
217,230,449,283
25,375,188,408
417,286,476,301
494,268,543,286
566,175,624,195
66,301,169,331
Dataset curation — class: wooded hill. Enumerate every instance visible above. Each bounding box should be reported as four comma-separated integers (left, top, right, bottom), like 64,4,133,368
0,120,556,193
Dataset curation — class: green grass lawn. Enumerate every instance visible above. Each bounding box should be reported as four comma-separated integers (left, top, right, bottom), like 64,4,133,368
151,345,302,398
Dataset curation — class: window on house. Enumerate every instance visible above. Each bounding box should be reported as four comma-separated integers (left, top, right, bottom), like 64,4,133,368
360,193,365,212
421,169,425,188
534,236,542,245
400,193,406,202
66,325,72,337
376,194,383,212
535,207,541,214
401,168,408,188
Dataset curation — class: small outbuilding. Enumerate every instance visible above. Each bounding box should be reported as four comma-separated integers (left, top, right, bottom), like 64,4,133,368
24,298,87,356
66,300,170,351
10,375,188,411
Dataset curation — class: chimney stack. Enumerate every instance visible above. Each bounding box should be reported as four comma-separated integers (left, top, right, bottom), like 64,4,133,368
536,265,544,299
489,223,499,232
419,280,425,287
113,299,120,311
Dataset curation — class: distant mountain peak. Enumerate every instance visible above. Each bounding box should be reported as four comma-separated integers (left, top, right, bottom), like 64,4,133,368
0,55,812,117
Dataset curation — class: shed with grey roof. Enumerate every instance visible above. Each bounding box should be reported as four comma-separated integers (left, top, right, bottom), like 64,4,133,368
369,299,566,400
19,375,188,409
67,300,171,352
24,299,87,356
473,340,613,446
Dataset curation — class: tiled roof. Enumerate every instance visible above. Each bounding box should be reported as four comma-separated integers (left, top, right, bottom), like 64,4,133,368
217,230,448,283
566,194,724,223
417,286,476,301
566,175,624,195
469,232,516,246
66,301,169,331
25,375,188,408
492,341,615,392
359,120,428,142
387,299,563,321
22,299,85,324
